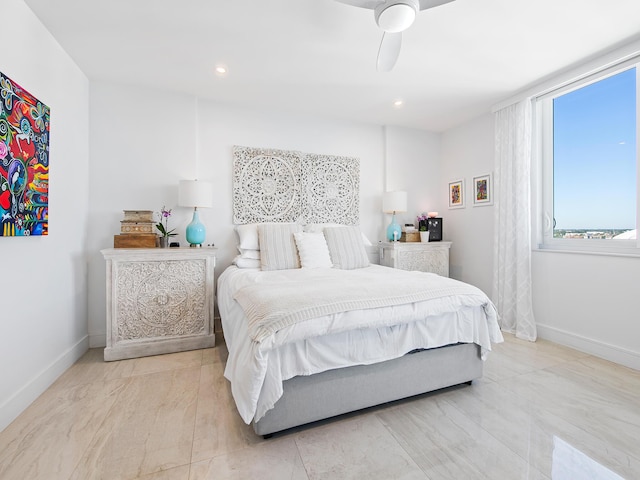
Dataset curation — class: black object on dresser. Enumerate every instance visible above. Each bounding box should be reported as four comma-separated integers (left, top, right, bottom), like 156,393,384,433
427,217,443,242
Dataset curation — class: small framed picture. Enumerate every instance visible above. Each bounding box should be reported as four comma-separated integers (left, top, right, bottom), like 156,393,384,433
448,179,465,209
472,173,493,207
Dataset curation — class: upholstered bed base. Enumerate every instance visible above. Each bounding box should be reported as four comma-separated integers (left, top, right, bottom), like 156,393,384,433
252,342,483,436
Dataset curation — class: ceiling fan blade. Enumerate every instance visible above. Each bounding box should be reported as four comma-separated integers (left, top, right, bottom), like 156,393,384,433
418,0,456,11
377,32,402,72
334,0,382,9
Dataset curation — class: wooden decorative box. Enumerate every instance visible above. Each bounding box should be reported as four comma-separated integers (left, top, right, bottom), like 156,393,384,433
120,221,155,235
114,234,158,248
123,210,154,222
400,232,420,242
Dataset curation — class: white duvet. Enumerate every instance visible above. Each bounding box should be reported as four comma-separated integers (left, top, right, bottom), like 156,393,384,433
218,264,503,424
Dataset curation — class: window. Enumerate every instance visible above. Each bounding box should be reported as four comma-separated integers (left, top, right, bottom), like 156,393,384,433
536,61,640,254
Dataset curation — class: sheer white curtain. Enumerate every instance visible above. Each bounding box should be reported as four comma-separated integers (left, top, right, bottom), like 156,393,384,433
492,99,537,341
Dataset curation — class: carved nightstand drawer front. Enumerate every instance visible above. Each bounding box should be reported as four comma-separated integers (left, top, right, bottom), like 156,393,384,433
396,250,449,276
379,242,451,277
115,259,206,340
102,248,217,361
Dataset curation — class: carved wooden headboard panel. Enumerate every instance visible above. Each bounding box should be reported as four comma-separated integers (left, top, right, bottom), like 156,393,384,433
232,145,359,225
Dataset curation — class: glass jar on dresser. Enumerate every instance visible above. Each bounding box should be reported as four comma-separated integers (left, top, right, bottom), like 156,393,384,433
100,247,217,361
378,241,452,277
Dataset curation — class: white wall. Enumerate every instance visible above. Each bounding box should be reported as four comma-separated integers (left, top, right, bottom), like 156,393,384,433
87,83,199,347
440,114,495,295
193,100,385,270
87,82,442,346
384,126,442,229
441,110,640,371
533,251,640,369
0,0,90,431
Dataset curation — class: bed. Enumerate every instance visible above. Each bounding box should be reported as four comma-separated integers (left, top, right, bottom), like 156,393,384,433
218,222,503,437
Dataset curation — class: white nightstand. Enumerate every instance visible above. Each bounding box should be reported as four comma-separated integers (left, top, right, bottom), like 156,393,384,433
379,241,452,277
101,247,217,361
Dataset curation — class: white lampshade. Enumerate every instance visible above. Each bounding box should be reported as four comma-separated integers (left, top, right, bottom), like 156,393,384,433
178,180,214,208
382,191,407,213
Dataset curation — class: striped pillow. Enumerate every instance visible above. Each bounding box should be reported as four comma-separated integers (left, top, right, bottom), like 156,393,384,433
258,223,302,271
323,226,370,270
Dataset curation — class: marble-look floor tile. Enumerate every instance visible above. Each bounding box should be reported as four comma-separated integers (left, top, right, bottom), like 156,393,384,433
51,347,137,389
494,335,589,370
295,414,428,480
129,349,204,377
501,368,640,465
5,334,640,480
551,435,630,480
441,381,640,479
189,437,308,480
202,341,228,366
69,366,200,480
52,347,210,390
136,464,191,480
377,393,549,479
0,377,127,480
545,354,640,406
191,362,261,463
481,349,538,383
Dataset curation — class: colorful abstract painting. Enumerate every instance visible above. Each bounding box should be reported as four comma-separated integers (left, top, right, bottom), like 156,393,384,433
0,71,49,236
472,173,493,207
448,179,465,209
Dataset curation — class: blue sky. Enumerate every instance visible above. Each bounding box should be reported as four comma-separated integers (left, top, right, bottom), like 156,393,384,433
553,67,636,230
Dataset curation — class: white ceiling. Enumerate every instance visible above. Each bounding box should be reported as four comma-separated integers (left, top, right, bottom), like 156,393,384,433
24,0,640,132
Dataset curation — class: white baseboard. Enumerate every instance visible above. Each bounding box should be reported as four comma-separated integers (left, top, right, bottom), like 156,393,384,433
0,335,89,432
537,323,640,371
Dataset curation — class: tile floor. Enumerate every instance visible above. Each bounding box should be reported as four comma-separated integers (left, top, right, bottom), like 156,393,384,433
1,333,639,479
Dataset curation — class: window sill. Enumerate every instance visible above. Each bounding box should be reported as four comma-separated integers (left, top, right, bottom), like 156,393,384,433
533,245,640,259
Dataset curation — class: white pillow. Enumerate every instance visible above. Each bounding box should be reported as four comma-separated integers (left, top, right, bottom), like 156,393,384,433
232,255,261,269
258,223,302,271
238,248,260,260
323,226,370,270
293,232,333,269
304,223,373,246
235,223,260,250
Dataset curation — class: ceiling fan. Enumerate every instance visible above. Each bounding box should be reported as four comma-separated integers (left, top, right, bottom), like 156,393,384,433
335,0,456,72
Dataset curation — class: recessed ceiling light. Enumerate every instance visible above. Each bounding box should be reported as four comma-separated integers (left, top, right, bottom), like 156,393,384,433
393,99,404,108
215,65,228,76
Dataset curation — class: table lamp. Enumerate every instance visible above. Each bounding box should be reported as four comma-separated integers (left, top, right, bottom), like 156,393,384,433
178,179,214,247
382,190,407,241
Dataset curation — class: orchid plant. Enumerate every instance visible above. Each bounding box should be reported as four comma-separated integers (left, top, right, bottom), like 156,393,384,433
156,206,177,238
417,214,428,231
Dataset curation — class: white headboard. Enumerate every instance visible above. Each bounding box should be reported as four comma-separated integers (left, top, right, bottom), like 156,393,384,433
233,145,360,225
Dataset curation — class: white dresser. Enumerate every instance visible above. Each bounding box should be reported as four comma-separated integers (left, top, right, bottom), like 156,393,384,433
101,247,217,361
379,241,452,277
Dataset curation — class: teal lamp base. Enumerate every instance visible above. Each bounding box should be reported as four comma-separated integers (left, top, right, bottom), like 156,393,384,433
386,213,402,241
186,209,206,247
